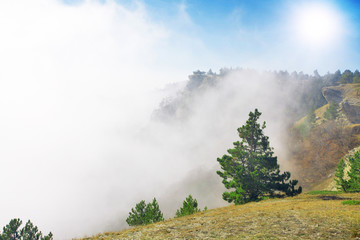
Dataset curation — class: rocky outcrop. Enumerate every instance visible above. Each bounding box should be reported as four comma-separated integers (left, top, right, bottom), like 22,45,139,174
351,124,360,135
322,87,343,104
342,100,360,123
322,84,360,124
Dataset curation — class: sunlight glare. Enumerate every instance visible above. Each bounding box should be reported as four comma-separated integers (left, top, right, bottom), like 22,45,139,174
292,3,343,48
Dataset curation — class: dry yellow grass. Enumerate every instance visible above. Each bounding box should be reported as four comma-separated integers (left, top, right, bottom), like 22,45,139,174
79,193,360,240
294,103,329,128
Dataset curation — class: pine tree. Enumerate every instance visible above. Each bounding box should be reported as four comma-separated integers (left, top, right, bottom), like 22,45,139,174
353,70,360,83
307,107,316,125
335,150,360,193
20,220,42,240
347,151,360,191
335,158,348,192
324,101,339,120
341,70,354,83
0,219,22,240
217,109,301,205
126,198,164,226
175,195,201,218
146,198,164,223
0,219,53,240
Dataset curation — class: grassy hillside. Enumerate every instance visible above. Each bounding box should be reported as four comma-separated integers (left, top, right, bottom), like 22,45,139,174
79,192,360,240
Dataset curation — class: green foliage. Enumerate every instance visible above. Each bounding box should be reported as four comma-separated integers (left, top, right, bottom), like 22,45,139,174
335,158,348,192
306,107,316,125
335,150,360,192
307,190,342,195
342,200,360,205
0,219,22,240
296,122,311,137
175,195,201,218
341,69,354,84
347,151,360,191
297,107,317,137
353,70,360,83
0,219,53,240
126,198,164,226
324,101,339,120
216,109,302,205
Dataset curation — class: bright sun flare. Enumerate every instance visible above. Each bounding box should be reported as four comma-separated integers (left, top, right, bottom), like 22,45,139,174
292,3,343,48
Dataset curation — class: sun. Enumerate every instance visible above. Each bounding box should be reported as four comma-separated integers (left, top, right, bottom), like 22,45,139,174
291,3,343,48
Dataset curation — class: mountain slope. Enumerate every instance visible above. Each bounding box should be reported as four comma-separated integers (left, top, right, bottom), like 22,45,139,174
79,193,360,240
289,83,360,190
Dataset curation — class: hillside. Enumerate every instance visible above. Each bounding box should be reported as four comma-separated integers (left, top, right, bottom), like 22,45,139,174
80,192,360,240
79,79,360,240
289,83,360,190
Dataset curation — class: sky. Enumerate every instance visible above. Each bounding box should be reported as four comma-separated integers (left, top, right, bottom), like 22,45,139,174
1,0,360,239
62,0,360,75
110,0,360,75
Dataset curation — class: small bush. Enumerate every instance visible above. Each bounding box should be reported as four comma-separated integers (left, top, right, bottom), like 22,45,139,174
126,198,164,226
175,195,201,218
342,200,360,205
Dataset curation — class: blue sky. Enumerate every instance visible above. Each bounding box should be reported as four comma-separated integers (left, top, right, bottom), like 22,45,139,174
116,0,360,74
58,0,360,74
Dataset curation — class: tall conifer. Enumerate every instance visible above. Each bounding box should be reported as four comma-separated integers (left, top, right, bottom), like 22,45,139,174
217,109,301,204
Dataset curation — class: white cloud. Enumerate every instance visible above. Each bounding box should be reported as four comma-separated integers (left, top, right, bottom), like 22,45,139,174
0,0,203,238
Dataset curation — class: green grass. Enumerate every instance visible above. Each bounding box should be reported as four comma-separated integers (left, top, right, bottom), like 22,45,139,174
307,190,343,195
342,200,360,205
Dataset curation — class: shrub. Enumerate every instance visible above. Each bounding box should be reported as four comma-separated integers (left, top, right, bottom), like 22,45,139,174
342,200,360,205
175,195,201,218
126,198,164,226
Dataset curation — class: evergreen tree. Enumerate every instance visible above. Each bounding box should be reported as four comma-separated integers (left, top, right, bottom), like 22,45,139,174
146,198,164,223
335,150,360,193
353,70,360,83
341,70,354,83
175,195,201,218
333,70,342,83
307,107,316,125
0,219,22,240
347,151,360,191
217,109,301,205
20,221,42,240
324,101,339,120
126,198,164,226
335,158,348,192
0,219,53,240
